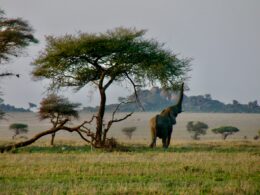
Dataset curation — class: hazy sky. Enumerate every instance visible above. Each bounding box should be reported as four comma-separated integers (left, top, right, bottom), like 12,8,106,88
0,0,260,108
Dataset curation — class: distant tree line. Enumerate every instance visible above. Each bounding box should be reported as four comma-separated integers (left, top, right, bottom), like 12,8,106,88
1,88,260,113
0,98,29,112
83,88,260,113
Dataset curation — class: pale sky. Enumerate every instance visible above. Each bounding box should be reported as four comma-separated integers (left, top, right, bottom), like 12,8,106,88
0,0,260,108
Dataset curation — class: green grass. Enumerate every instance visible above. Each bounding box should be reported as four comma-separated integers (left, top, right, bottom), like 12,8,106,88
0,141,260,194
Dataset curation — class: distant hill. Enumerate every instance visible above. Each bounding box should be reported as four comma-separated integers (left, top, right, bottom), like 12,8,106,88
0,98,30,112
83,87,260,113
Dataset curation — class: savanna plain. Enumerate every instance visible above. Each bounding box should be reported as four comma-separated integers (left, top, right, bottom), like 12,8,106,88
0,112,260,194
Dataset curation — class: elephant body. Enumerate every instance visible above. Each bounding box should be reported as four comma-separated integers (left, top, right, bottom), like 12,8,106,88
149,83,184,148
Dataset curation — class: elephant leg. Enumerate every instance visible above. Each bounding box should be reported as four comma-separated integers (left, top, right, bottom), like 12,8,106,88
149,127,157,148
149,137,156,148
162,137,167,148
166,130,173,148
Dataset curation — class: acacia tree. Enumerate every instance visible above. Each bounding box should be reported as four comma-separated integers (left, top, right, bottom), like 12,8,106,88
212,126,239,140
186,121,208,140
32,27,190,147
39,94,80,145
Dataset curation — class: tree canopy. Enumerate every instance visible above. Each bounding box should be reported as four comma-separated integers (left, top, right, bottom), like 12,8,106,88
0,9,38,65
39,94,80,121
32,27,190,90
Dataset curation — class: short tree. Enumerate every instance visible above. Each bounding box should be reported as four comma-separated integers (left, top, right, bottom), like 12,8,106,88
32,27,190,148
38,94,80,145
121,126,137,140
212,126,239,140
9,123,28,139
186,121,208,140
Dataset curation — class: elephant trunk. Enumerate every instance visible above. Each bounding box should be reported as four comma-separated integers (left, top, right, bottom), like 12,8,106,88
176,83,184,113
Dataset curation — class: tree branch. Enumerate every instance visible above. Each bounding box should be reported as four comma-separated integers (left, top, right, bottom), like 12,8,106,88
125,73,144,111
0,72,19,78
104,76,115,90
102,101,134,143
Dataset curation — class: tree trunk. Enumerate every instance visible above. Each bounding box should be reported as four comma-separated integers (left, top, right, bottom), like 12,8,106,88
96,88,106,147
51,133,56,146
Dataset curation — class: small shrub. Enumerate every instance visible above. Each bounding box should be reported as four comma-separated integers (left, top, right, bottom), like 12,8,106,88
9,123,28,139
121,127,137,140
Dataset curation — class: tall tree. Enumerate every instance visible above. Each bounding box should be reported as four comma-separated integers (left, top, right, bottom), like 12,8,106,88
0,9,38,76
32,27,191,147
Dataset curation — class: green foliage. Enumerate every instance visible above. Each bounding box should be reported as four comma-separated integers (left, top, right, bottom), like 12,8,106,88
186,121,208,140
121,126,137,139
39,94,80,121
212,126,240,140
0,9,38,64
9,123,28,131
32,27,190,90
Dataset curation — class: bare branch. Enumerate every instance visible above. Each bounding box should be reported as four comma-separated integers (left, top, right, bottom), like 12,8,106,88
76,131,91,144
102,101,134,142
125,73,144,111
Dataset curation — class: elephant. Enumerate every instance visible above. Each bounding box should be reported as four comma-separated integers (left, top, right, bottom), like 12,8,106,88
149,83,184,148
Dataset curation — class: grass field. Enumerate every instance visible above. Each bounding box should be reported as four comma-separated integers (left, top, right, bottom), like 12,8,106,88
0,113,260,194
0,141,259,194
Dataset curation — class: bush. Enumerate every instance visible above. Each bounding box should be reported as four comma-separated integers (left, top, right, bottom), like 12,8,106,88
186,121,208,140
121,127,137,139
